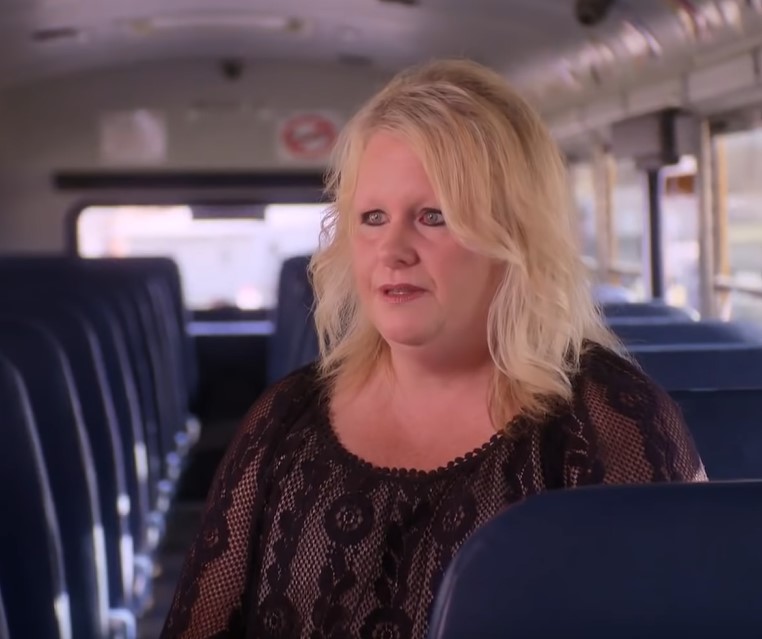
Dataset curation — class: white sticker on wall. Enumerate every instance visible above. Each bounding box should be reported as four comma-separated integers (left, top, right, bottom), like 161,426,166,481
99,109,168,165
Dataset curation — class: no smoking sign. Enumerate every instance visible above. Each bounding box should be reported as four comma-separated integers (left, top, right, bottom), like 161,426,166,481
278,112,340,162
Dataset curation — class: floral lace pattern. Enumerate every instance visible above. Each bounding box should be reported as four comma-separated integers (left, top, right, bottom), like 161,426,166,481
160,346,706,638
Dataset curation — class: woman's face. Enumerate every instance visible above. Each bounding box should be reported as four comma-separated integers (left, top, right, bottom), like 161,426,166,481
350,131,501,363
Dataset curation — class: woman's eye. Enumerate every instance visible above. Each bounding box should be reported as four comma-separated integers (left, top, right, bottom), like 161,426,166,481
361,211,385,225
421,209,445,226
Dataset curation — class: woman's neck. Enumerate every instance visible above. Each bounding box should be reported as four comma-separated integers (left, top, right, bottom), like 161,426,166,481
329,346,500,471
379,346,495,407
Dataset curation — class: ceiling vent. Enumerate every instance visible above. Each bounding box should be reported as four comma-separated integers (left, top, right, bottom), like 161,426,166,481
338,53,373,67
378,0,418,6
31,26,83,44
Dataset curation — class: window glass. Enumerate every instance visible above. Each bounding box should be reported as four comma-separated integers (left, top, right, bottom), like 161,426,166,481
661,156,699,311
718,127,762,322
77,203,326,310
569,161,596,260
611,158,646,299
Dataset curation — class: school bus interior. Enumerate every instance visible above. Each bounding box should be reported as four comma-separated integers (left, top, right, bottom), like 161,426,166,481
3,1,762,638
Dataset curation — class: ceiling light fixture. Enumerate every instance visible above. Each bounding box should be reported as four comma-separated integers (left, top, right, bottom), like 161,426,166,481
124,12,304,34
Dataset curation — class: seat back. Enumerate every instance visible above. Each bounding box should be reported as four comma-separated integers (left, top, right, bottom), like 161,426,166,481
66,268,182,467
268,255,318,383
81,284,169,477
0,584,9,639
79,266,186,449
603,301,695,320
429,481,762,639
0,298,136,604
613,320,762,346
39,296,147,541
0,319,108,639
89,256,196,403
631,344,762,479
631,343,762,390
0,354,72,639
0,284,156,516
0,256,187,476
675,387,762,479
65,294,157,514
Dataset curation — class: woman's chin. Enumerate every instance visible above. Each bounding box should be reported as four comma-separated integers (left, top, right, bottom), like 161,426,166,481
372,310,443,349
378,325,437,349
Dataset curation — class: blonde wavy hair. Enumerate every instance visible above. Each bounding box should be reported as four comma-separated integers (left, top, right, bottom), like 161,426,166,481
310,58,621,428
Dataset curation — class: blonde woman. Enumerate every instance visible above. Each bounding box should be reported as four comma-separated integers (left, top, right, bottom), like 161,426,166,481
161,59,706,639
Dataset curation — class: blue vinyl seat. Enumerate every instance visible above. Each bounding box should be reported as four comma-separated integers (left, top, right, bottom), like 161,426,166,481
429,481,762,639
0,354,72,639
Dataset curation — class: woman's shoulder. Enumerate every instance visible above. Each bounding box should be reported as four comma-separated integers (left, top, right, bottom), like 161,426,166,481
576,341,672,409
555,342,706,486
205,364,324,501
265,362,322,405
242,363,323,434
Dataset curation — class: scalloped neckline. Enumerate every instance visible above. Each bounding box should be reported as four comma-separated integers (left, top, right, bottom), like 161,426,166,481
310,373,516,482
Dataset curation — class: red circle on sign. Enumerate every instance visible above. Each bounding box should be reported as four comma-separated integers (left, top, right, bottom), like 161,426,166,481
281,113,338,160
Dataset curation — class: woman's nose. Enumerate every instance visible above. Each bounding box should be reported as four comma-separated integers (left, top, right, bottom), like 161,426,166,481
378,220,418,268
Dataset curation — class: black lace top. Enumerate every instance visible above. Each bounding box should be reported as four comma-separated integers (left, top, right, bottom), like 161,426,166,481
160,346,706,639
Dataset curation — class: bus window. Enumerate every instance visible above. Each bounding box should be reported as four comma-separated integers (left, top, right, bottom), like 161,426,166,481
76,203,326,311
609,156,700,309
715,127,762,323
661,156,700,311
569,161,597,262
611,158,646,299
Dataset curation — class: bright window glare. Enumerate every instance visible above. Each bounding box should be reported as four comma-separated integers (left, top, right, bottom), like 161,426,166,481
77,203,326,310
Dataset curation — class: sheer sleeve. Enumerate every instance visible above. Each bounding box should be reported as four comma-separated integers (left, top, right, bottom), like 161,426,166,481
160,375,299,638
562,348,708,488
